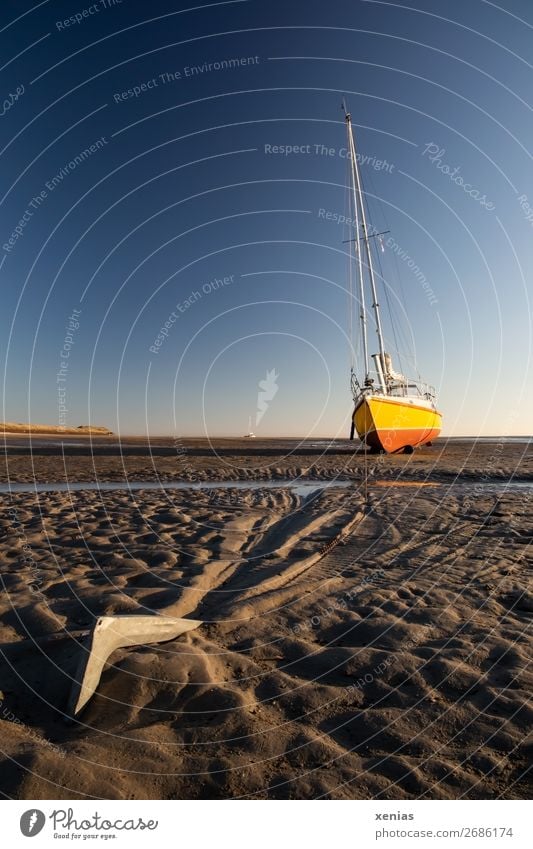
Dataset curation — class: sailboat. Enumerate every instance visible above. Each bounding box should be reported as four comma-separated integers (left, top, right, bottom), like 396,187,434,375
343,104,442,454
243,415,256,438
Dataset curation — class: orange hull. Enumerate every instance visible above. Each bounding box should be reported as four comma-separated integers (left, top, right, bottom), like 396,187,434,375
354,395,442,453
365,425,441,452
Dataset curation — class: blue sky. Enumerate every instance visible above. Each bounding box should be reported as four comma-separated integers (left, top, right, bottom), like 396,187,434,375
1,0,531,436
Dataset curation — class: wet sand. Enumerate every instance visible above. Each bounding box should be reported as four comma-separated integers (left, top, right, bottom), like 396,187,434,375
0,438,531,799
1,435,532,484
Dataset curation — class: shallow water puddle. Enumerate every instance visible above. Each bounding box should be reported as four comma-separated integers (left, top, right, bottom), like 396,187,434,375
0,479,530,495
371,481,441,488
0,479,353,496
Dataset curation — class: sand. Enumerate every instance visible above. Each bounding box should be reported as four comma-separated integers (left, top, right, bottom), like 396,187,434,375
1,435,531,485
0,438,531,799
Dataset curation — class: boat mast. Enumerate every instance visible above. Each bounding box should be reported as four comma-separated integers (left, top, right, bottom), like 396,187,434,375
343,108,369,380
344,105,388,391
344,106,369,379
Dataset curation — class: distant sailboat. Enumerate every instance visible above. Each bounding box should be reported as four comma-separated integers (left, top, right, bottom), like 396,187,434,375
343,104,442,453
243,415,256,438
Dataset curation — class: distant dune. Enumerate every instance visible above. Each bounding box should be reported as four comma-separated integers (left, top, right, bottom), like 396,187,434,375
0,422,112,435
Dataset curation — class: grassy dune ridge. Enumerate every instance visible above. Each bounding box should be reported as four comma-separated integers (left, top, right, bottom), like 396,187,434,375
0,422,112,435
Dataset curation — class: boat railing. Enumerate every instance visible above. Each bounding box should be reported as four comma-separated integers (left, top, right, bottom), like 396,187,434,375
352,371,436,402
389,380,437,401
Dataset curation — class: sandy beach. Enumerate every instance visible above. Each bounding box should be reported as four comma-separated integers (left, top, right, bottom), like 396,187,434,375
0,438,531,799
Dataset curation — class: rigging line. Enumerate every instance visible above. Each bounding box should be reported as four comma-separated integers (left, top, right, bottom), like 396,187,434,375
369,167,410,351
390,247,420,373
363,165,414,366
346,139,366,379
345,113,373,376
379,230,415,369
359,165,404,371
358,158,402,305
345,160,355,371
348,129,385,369
359,159,390,358
374,241,404,375
342,229,389,244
